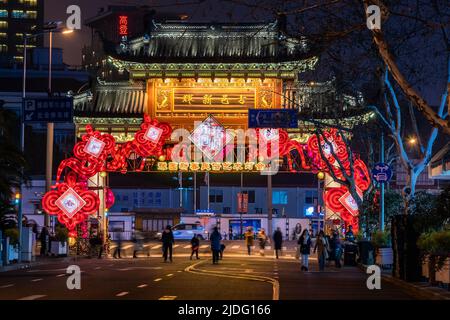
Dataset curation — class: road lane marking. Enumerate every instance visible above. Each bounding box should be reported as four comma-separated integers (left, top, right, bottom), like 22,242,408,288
116,291,129,297
173,245,180,248
200,245,208,249
137,284,148,288
0,284,14,289
183,245,191,249
159,295,177,300
177,270,182,273
144,244,152,248
31,278,43,282
231,245,240,249
27,268,67,273
185,261,279,300
123,245,133,249
154,278,162,282
18,295,46,300
116,267,162,271
151,245,162,249
56,274,66,277
166,274,173,277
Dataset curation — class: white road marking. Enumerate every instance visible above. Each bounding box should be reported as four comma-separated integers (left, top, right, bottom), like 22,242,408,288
117,267,162,271
177,270,182,273
159,295,177,300
0,284,14,289
123,245,133,250
151,245,162,249
266,246,272,249
27,268,66,273
110,246,117,249
183,245,191,249
56,274,66,277
18,295,46,300
137,284,148,288
200,245,208,249
231,245,240,249
173,245,180,248
116,291,129,297
166,274,173,277
31,278,43,282
144,244,152,248
154,278,162,282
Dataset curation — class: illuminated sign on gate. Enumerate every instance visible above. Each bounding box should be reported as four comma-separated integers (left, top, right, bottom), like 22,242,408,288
118,15,128,36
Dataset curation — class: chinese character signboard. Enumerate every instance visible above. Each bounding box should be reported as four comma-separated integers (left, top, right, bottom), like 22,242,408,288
22,97,73,123
237,192,249,213
248,109,298,128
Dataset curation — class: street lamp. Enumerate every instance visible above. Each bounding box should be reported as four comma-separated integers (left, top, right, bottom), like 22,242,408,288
19,24,73,261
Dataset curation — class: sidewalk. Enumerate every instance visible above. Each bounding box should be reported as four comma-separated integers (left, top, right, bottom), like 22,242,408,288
0,256,76,273
360,264,450,300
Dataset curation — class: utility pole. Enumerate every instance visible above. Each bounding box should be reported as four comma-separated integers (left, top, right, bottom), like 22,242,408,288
45,31,54,229
267,174,273,236
380,132,385,231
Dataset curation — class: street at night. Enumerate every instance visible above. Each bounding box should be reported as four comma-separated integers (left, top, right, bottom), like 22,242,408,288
1,0,450,317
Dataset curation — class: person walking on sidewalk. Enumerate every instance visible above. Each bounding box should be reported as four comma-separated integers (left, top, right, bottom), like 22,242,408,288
273,227,283,259
244,227,254,255
190,234,200,260
258,228,268,256
113,231,123,259
210,227,222,264
314,230,330,271
39,226,49,256
162,225,174,263
299,229,311,271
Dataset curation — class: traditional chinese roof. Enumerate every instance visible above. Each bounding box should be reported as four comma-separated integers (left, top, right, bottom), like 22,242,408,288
74,80,146,117
108,20,314,64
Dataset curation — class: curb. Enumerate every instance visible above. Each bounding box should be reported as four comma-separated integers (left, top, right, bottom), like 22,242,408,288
0,256,78,273
359,264,450,300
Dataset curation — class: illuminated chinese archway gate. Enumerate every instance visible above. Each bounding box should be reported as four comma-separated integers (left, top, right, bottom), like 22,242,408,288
42,115,370,238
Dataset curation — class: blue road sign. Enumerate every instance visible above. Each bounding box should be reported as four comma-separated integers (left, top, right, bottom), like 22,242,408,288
248,109,298,128
371,162,393,183
22,97,73,123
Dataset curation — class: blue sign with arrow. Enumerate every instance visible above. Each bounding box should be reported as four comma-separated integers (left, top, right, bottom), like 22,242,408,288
22,97,73,123
371,162,393,183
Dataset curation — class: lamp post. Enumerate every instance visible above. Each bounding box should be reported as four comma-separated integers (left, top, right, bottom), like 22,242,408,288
20,25,73,260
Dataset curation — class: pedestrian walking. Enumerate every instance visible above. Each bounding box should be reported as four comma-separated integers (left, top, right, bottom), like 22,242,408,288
190,234,200,260
113,231,123,259
333,232,343,268
132,231,146,258
298,229,311,271
161,225,174,263
314,230,330,271
273,227,283,259
258,228,268,256
210,227,222,264
219,243,226,259
39,226,49,256
244,227,254,255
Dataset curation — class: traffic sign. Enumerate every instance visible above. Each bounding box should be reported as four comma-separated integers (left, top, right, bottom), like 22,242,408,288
371,162,393,183
248,109,297,128
22,97,73,123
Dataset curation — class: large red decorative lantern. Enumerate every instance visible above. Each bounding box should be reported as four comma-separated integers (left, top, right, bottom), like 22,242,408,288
42,172,100,237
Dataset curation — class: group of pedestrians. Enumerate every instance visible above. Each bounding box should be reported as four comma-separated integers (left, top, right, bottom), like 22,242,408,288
297,229,344,271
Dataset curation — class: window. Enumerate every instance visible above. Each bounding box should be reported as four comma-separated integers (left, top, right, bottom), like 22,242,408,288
0,33,6,40
115,195,121,201
147,192,153,205
0,10,7,18
123,195,129,201
272,191,288,205
155,192,162,206
19,0,37,5
242,190,255,203
305,190,318,204
12,10,37,19
209,189,223,203
0,21,7,29
109,221,124,232
0,44,7,53
13,56,23,62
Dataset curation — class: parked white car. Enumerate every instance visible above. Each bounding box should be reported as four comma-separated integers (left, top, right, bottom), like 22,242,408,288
156,223,208,240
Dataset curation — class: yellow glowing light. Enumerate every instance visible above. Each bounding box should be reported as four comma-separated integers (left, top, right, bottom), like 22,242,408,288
317,172,325,180
408,137,417,145
68,237,76,246
100,171,107,178
158,155,166,162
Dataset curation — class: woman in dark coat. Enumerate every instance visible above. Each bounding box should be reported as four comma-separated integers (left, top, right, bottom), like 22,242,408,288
210,227,222,264
298,229,312,271
161,225,174,262
273,227,283,259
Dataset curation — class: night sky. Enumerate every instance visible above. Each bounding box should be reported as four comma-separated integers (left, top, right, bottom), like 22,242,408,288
44,0,260,66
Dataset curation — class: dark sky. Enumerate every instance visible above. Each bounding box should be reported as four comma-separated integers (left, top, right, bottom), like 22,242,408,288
44,0,261,65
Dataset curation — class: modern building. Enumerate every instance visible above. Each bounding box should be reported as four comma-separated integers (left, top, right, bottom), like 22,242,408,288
0,0,44,66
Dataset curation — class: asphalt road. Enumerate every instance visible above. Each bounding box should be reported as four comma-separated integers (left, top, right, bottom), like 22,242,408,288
0,246,417,300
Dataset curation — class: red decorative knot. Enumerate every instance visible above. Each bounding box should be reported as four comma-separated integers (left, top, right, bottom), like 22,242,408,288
42,172,100,235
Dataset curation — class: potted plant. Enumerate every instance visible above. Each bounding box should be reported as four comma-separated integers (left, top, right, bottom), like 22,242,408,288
431,230,450,285
50,225,69,256
417,232,433,280
371,230,393,268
